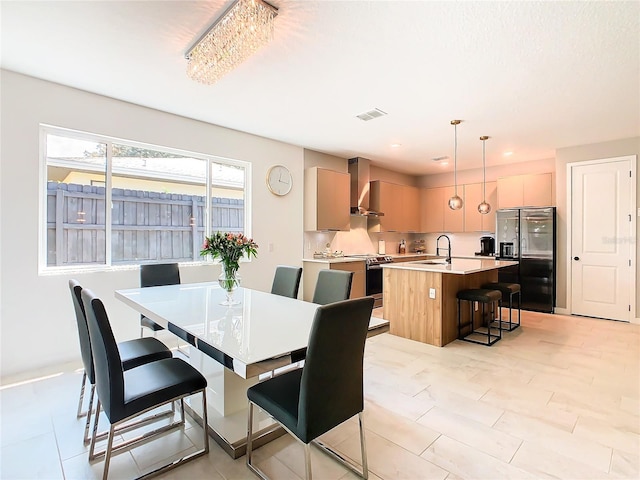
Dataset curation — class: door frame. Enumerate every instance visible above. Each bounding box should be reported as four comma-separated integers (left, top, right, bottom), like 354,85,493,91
566,155,637,322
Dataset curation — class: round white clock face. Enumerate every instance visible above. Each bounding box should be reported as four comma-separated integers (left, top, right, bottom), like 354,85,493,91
266,165,292,196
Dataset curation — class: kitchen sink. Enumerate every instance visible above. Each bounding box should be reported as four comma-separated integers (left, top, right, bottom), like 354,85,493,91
412,260,449,265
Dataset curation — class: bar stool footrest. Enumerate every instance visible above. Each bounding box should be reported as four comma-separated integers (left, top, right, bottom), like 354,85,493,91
490,320,520,332
461,331,501,346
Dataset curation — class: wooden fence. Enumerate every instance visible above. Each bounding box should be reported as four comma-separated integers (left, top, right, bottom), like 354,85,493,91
46,182,244,266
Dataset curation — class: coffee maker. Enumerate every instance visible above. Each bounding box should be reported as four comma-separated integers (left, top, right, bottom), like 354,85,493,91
499,242,514,258
479,236,495,256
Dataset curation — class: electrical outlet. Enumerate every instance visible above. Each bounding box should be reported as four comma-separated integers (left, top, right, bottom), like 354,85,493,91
429,288,436,299
268,242,274,252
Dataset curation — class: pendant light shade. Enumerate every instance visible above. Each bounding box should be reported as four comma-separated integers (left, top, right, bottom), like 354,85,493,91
448,120,463,210
477,135,491,215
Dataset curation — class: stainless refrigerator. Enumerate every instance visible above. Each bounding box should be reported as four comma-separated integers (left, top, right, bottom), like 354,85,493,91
495,207,556,313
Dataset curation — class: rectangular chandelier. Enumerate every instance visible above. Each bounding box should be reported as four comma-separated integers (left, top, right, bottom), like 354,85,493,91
185,0,278,85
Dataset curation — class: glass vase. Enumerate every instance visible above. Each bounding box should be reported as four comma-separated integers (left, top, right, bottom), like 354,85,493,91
218,263,241,306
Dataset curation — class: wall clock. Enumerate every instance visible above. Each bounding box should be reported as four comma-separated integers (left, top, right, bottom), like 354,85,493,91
266,165,292,196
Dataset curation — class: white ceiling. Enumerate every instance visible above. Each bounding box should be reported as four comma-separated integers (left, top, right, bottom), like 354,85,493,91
1,1,638,175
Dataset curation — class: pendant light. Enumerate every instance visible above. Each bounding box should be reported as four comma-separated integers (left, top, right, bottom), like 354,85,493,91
478,135,492,214
448,119,463,210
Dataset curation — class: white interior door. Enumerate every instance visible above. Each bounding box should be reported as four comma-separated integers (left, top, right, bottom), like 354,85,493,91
570,157,634,321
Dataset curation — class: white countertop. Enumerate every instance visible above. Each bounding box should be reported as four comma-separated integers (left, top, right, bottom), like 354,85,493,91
303,257,366,264
381,258,518,274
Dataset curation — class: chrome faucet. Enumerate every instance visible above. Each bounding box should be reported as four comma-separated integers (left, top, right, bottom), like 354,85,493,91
436,234,452,263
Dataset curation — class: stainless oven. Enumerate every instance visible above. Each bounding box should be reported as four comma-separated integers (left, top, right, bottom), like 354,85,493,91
348,255,393,308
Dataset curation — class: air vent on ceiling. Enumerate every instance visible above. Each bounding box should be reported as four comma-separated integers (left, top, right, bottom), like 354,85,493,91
356,108,387,121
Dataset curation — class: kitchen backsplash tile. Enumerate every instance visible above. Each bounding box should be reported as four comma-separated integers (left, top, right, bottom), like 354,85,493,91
303,216,493,258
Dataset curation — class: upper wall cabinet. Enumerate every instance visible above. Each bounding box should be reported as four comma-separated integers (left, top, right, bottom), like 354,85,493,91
497,173,553,209
420,186,464,233
464,181,497,232
304,167,350,231
402,185,421,233
369,181,402,232
420,187,445,233
369,181,421,232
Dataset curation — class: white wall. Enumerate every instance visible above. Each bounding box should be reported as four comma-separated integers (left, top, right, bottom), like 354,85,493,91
0,70,305,378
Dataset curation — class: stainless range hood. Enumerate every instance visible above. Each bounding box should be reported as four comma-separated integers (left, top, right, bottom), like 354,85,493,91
348,157,384,216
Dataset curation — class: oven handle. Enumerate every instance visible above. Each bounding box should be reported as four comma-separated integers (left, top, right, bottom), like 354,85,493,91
367,265,383,270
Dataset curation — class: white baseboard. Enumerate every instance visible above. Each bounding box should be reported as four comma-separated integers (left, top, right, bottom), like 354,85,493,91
554,307,640,324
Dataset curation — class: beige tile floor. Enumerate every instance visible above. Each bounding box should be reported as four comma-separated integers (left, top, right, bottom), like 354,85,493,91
1,310,638,479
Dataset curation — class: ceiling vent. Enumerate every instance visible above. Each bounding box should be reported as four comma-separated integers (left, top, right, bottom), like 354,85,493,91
356,108,387,121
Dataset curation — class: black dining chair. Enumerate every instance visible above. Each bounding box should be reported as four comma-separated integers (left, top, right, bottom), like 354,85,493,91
271,265,303,299
81,288,209,480
312,269,354,305
139,263,181,336
69,279,173,444
246,296,375,480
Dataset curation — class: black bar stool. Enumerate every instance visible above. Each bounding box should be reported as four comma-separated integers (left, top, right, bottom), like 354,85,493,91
457,288,502,346
482,282,521,331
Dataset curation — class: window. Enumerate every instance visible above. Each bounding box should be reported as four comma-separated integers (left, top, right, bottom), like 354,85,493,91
42,125,251,271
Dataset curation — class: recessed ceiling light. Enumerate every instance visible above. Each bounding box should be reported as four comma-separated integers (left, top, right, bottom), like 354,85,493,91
390,143,402,148
503,151,514,156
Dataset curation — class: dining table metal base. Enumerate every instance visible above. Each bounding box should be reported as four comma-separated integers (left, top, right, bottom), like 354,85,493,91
184,347,286,459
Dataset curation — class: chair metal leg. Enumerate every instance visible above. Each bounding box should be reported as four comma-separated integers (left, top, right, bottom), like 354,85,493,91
313,414,369,479
358,412,369,480
88,399,102,461
304,443,312,480
83,384,96,444
90,389,209,476
76,371,87,418
101,424,116,480
86,388,174,446
246,401,269,480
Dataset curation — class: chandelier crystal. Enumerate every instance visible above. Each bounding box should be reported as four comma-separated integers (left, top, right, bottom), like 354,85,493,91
186,0,278,85
448,120,464,210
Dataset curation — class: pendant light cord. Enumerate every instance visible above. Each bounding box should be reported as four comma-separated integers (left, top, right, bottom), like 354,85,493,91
482,138,486,201
453,122,458,196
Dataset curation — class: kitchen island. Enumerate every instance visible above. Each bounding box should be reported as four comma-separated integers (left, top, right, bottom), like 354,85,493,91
381,259,518,347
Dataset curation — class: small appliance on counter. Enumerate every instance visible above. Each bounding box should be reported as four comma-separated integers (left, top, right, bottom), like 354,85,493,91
499,241,514,258
476,236,495,256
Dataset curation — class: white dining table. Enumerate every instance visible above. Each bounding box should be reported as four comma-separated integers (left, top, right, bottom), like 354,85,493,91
115,282,388,458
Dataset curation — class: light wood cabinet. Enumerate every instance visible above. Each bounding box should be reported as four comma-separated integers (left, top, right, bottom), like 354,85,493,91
497,173,552,209
402,185,421,232
442,186,465,232
370,181,421,233
302,260,365,302
420,187,445,233
369,181,403,232
304,167,350,231
463,181,497,232
421,185,465,233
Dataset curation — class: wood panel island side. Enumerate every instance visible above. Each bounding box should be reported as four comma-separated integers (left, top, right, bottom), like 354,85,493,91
381,259,518,347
